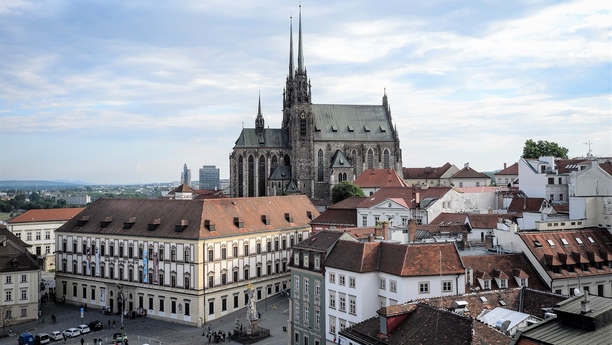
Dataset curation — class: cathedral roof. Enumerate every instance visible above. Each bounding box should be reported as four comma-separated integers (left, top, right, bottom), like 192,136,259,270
330,150,352,168
233,128,289,148
311,104,395,142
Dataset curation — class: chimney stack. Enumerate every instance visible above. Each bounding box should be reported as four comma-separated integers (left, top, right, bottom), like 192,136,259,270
408,219,417,243
581,292,591,314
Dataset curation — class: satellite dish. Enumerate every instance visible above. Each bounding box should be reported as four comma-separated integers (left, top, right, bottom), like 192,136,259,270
574,288,582,296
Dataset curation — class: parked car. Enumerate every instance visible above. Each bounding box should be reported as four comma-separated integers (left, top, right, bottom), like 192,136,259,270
17,333,34,345
62,328,81,338
113,333,126,342
76,324,91,334
35,333,50,345
87,320,103,331
49,331,64,341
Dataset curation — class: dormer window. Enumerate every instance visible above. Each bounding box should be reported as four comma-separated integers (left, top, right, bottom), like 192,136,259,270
499,279,507,288
483,280,491,290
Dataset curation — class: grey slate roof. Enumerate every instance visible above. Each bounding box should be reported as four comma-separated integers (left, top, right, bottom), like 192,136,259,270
311,104,395,141
233,128,289,148
330,150,352,168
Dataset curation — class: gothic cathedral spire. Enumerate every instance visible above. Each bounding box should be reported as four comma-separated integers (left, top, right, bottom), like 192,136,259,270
255,92,264,135
283,6,311,129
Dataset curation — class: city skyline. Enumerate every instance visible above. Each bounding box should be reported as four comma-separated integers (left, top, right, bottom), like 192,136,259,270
0,0,609,184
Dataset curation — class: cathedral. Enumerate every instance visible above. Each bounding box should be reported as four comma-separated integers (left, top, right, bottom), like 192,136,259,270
230,9,403,201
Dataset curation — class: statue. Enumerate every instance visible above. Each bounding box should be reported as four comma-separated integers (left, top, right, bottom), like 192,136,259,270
245,283,259,334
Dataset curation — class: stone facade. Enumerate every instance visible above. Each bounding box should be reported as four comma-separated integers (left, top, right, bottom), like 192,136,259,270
230,9,402,202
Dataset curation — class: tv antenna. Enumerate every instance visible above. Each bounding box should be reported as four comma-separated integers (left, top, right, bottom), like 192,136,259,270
584,141,593,157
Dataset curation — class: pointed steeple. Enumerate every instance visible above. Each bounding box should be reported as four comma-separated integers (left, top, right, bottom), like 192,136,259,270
297,5,304,73
288,16,294,79
255,92,264,135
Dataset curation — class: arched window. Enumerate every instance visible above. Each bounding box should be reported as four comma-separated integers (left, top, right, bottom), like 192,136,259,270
317,149,324,181
383,149,390,169
237,155,244,197
258,155,266,197
271,155,278,173
300,117,307,137
338,173,343,182
343,172,347,181
284,154,291,166
248,155,255,197
367,149,374,169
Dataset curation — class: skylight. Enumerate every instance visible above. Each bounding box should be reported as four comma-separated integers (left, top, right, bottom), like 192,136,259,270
479,296,488,303
575,237,583,245
561,238,569,245
588,237,596,244
533,240,542,247
546,239,555,246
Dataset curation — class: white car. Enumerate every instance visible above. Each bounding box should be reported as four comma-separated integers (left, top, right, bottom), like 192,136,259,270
63,328,81,338
36,333,50,344
76,324,91,334
49,331,64,341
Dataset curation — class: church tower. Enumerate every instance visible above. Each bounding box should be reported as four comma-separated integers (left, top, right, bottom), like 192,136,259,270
283,7,315,197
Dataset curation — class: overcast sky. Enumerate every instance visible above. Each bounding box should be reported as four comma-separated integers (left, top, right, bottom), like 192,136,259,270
0,0,609,184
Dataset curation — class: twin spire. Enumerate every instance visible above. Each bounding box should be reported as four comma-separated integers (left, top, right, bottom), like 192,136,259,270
288,6,306,79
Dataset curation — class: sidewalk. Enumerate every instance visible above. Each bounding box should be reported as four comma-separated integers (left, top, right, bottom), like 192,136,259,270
3,294,290,345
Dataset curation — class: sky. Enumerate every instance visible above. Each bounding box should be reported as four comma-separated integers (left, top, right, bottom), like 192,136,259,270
0,0,610,185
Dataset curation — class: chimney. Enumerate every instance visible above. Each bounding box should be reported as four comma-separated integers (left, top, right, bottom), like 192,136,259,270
408,219,417,243
581,292,591,314
464,162,470,169
504,163,507,169
368,234,375,242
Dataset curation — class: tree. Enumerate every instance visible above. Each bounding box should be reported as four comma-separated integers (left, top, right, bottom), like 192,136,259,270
522,139,569,159
331,181,365,204
0,305,14,336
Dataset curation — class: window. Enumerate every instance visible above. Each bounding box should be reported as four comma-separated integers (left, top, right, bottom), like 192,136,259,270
483,280,491,290
339,295,346,312
185,248,191,262
45,231,50,240
35,232,41,241
222,298,227,312
185,276,191,289
5,276,12,284
208,276,214,288
294,253,300,266
119,243,124,257
303,305,309,321
171,273,177,287
315,280,320,296
329,291,336,309
6,290,12,301
101,243,105,256
149,297,153,310
339,275,345,286
20,274,26,283
500,279,507,288
362,215,368,226
329,273,335,284
221,248,227,260
317,149,324,181
244,268,249,280
294,276,300,291
27,232,32,241
304,279,309,294
128,246,134,258
315,309,320,326
20,289,27,300
171,248,176,261
244,244,249,256
314,256,320,270
21,308,26,317
294,304,300,322
209,301,214,315
208,249,214,262
185,301,190,316
379,278,386,290
329,316,336,334
349,277,356,288
390,280,397,293
233,245,238,258
159,247,164,260
266,241,272,252
442,281,452,293
349,295,356,314
256,242,262,254
303,254,309,268
419,282,430,294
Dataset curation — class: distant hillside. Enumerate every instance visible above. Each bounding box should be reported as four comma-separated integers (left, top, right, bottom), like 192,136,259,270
0,180,86,189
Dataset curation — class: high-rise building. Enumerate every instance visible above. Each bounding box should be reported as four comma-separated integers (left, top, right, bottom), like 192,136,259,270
181,164,191,187
199,165,220,190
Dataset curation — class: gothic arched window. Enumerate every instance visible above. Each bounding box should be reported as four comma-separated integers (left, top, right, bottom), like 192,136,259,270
367,149,374,169
271,155,278,173
238,155,244,197
258,155,266,197
317,149,324,182
248,155,255,197
383,149,390,169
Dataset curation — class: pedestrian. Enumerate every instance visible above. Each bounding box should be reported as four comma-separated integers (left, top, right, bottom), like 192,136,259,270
113,320,116,328
80,337,85,345
258,312,261,319
94,338,98,345
64,335,67,343
108,319,111,328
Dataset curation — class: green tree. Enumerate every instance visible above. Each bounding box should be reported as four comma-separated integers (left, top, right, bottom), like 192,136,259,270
0,305,14,336
522,139,569,159
331,181,365,204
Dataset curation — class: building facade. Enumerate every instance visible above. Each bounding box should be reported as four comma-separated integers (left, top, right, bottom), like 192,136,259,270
230,9,403,201
54,196,317,326
199,165,220,190
289,231,357,345
0,228,41,325
7,208,84,271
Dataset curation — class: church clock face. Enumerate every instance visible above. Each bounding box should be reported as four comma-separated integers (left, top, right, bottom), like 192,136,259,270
300,111,306,119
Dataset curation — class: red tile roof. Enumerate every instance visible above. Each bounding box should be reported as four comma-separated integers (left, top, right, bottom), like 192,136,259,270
57,196,318,239
519,228,612,280
462,253,550,291
357,186,451,209
9,208,85,223
507,197,548,213
468,214,516,229
326,241,464,276
495,162,518,176
429,213,468,225
354,168,409,188
451,166,490,179
402,162,454,179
